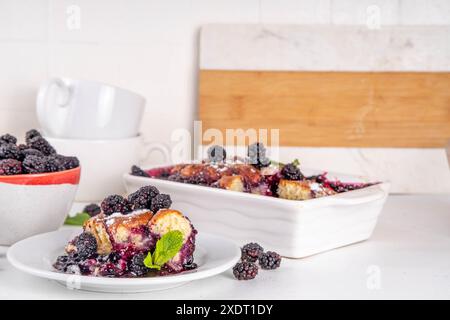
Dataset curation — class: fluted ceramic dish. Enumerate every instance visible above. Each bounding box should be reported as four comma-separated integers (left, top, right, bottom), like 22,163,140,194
124,167,390,258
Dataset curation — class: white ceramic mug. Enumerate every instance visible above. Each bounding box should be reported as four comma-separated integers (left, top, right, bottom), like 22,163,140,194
46,136,169,202
37,78,146,139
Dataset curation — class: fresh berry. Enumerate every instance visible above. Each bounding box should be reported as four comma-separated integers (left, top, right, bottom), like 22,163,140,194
131,165,149,177
101,195,131,215
19,148,44,160
0,143,20,160
247,143,270,169
128,252,149,277
241,242,264,262
258,251,282,270
0,134,17,145
207,145,227,162
248,155,270,169
43,156,60,173
25,129,42,144
53,154,80,170
73,232,98,259
247,142,266,159
233,262,258,280
53,255,70,271
0,159,22,175
83,203,101,217
27,136,56,155
150,193,172,213
22,155,46,174
128,185,159,210
281,163,303,180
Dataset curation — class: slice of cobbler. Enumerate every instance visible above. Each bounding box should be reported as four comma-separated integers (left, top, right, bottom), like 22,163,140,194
54,186,197,278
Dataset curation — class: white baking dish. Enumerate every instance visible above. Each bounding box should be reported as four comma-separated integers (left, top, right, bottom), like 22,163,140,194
124,167,389,258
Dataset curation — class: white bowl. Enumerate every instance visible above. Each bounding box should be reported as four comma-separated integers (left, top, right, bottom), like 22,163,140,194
0,168,80,246
46,136,143,202
124,167,390,258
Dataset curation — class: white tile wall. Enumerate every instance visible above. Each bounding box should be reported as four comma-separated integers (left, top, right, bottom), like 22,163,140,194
0,0,449,188
260,0,331,24
331,0,400,25
399,0,450,25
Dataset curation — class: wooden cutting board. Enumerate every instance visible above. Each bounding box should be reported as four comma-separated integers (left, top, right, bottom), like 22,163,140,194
198,26,450,148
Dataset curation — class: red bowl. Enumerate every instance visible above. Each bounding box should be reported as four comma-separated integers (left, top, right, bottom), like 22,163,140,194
0,167,81,185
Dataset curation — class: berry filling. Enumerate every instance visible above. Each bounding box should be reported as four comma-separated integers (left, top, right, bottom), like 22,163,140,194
130,143,377,201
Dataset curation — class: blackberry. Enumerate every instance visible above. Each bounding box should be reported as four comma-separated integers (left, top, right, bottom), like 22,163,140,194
101,194,131,215
247,142,270,169
43,156,60,173
0,159,22,175
207,145,227,162
0,134,17,145
131,165,149,177
22,155,46,174
232,262,258,280
25,129,42,144
0,143,20,160
150,193,172,213
247,142,266,159
53,154,80,170
128,253,149,277
53,255,70,271
27,136,56,156
258,251,281,270
241,242,264,262
248,155,270,169
73,232,98,259
128,185,159,210
281,163,304,180
19,148,44,160
83,203,101,217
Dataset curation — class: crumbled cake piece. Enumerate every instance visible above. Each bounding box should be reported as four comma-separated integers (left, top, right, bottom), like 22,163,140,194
218,175,244,192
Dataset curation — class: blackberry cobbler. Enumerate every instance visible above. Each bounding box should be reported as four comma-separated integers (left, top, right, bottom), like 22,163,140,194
54,186,197,277
131,143,376,201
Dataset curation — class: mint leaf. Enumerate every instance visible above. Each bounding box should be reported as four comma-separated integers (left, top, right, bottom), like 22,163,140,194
152,230,184,267
64,212,90,226
143,251,161,270
292,158,300,167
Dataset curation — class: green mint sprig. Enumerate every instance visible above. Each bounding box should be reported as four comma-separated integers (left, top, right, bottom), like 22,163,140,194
270,158,300,168
64,212,90,226
143,230,184,270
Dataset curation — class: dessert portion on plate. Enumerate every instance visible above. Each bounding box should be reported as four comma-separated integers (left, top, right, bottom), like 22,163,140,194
131,143,376,201
54,186,197,277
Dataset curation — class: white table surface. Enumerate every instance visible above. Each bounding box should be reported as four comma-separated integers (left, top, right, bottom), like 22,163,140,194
1,195,449,300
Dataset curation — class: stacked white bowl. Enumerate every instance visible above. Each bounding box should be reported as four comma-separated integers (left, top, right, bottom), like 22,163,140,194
36,78,147,202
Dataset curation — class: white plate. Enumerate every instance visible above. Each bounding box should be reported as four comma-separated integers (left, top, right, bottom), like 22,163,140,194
7,229,240,293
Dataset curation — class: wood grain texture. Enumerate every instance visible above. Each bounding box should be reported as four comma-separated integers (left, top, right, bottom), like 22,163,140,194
198,70,450,147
